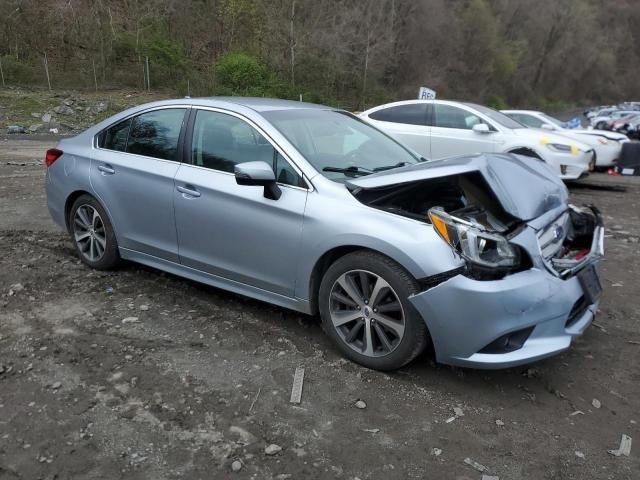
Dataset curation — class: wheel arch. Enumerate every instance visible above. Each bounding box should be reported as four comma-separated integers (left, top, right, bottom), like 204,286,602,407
507,147,543,160
64,190,117,238
308,245,417,316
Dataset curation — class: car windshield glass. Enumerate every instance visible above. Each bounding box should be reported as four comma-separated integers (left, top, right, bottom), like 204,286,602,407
464,103,525,129
540,113,565,128
262,109,421,181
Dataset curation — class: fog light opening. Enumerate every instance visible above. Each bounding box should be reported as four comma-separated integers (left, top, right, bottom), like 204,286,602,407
560,165,568,175
478,326,534,354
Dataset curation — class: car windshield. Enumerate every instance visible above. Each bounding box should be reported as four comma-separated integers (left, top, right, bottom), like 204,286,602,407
262,109,421,182
539,113,566,128
464,103,525,129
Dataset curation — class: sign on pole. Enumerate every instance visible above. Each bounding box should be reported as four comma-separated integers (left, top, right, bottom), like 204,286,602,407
418,86,436,100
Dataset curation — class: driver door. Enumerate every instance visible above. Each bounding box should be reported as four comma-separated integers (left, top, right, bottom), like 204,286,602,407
173,109,308,297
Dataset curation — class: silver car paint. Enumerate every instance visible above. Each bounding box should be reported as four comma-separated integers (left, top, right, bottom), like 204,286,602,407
46,97,601,368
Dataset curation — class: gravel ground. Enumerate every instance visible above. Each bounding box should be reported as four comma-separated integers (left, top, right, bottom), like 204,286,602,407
0,137,639,480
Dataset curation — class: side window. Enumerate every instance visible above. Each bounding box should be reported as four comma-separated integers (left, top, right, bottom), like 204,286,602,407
513,114,544,128
99,119,131,152
434,104,483,130
191,110,303,187
368,104,429,126
126,109,186,161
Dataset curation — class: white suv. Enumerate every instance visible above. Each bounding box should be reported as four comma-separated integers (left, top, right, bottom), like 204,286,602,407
360,100,594,180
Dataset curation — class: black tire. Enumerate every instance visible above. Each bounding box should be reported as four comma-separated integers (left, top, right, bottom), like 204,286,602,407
69,194,120,270
318,250,429,371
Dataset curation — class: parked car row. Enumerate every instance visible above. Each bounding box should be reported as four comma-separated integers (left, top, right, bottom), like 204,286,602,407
45,96,605,371
358,99,625,179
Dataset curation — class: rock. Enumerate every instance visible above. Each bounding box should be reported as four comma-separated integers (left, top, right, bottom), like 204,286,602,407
231,460,242,472
229,426,257,445
29,124,43,133
49,128,59,134
53,105,74,115
592,398,601,409
575,451,585,458
453,407,464,417
431,447,442,456
8,283,24,295
495,419,505,426
354,400,367,409
41,113,53,123
121,317,139,324
31,112,42,118
50,381,62,390
63,98,74,106
7,125,26,134
139,305,150,311
265,444,282,455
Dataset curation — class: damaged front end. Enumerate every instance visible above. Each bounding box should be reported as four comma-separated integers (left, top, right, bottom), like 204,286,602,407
347,153,605,368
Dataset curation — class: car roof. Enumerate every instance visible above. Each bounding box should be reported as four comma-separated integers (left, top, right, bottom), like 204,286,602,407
501,110,543,115
189,97,331,112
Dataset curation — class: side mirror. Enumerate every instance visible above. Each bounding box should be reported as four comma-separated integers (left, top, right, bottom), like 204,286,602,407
541,123,555,131
472,123,491,134
234,161,282,200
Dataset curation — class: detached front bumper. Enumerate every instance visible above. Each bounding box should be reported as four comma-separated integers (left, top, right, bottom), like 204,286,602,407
410,211,604,369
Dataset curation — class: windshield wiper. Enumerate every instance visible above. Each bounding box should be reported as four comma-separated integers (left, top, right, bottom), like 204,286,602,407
372,161,412,172
322,166,374,176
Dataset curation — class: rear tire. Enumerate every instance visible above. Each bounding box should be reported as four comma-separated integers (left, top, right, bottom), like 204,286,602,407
318,250,429,371
69,194,120,270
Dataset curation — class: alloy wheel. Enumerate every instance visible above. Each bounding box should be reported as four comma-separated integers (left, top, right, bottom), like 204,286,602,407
329,269,405,357
73,204,107,262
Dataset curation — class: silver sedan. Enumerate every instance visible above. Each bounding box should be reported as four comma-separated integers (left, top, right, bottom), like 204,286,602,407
45,98,604,370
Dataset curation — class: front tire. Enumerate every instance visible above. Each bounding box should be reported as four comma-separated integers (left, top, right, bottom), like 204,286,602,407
318,251,429,371
69,194,120,270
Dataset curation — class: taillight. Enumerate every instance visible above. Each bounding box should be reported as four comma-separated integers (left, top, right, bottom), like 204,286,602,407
45,148,63,167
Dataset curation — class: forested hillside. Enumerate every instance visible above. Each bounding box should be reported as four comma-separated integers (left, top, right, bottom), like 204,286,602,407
1,0,639,110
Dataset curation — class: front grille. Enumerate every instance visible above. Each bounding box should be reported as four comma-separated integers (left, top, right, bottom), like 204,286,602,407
537,212,570,262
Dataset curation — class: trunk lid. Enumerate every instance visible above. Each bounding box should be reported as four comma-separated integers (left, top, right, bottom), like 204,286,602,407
346,153,568,221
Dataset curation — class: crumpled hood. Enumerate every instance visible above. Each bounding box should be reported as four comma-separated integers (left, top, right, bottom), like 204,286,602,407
346,153,569,221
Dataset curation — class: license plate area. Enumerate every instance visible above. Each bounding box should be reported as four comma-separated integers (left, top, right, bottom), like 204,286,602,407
578,264,602,303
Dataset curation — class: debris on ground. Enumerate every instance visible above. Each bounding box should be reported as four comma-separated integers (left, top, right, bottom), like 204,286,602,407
231,460,242,472
363,428,380,434
463,457,487,472
495,419,505,426
482,476,499,480
575,451,585,458
431,448,442,456
607,434,632,457
592,398,601,409
289,367,305,404
570,410,584,416
265,444,283,456
121,317,139,324
354,400,367,409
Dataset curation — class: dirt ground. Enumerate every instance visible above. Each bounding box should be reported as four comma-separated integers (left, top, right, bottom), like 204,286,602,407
0,137,638,480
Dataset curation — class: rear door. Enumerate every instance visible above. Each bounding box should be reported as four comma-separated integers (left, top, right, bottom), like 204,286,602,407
364,103,431,157
173,108,308,297
430,104,496,159
91,107,188,262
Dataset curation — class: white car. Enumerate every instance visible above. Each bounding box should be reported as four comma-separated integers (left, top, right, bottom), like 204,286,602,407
360,100,594,180
590,110,638,129
502,110,629,168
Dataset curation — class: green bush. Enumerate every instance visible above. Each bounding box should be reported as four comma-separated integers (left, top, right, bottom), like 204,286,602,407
0,55,35,84
485,94,508,110
215,52,270,96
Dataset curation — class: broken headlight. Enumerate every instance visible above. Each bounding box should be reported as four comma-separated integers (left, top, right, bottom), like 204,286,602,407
428,207,520,268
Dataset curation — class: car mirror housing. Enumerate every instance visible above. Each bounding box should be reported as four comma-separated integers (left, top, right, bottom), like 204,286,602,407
234,161,282,200
472,123,491,134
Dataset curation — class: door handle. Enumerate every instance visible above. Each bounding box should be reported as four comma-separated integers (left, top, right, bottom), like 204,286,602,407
177,185,201,198
98,164,115,175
